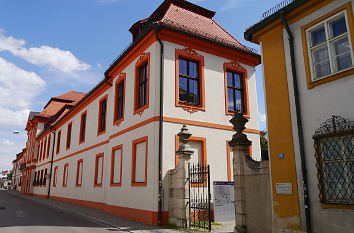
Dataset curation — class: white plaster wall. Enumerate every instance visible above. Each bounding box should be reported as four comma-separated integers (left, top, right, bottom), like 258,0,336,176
283,1,354,232
162,41,260,133
47,42,160,214
160,41,261,212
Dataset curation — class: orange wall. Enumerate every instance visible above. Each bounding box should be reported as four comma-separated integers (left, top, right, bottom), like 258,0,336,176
260,25,301,231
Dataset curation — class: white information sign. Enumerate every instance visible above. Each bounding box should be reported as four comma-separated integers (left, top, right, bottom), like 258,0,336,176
213,181,235,222
276,183,293,194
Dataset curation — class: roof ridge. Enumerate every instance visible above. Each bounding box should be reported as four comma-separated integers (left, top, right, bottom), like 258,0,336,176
211,18,254,54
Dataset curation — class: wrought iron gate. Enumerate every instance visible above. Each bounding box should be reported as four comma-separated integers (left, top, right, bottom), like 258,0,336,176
188,163,211,230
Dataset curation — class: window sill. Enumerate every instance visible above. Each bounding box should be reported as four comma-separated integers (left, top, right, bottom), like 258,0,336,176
225,110,250,119
75,184,81,187
176,101,205,114
97,130,106,137
131,182,147,187
307,67,354,89
110,182,121,187
321,203,354,210
113,118,124,127
134,105,149,116
94,183,102,187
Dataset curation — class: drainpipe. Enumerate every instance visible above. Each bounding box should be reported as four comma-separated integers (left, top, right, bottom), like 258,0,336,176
153,22,164,226
279,11,312,233
47,128,56,199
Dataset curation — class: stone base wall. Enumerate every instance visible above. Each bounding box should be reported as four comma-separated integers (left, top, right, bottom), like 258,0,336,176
233,145,272,233
168,166,188,228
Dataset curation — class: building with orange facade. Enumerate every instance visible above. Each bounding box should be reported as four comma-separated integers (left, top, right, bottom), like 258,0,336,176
245,0,354,232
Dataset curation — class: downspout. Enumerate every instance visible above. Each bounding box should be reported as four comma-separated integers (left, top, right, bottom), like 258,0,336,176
47,128,56,199
279,11,312,233
153,23,164,226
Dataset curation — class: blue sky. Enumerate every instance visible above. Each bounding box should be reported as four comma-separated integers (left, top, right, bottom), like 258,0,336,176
0,0,280,171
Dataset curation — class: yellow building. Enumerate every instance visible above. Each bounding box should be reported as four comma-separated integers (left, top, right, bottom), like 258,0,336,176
245,0,354,232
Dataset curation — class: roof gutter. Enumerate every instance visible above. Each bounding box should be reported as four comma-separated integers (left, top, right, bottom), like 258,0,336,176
153,22,164,226
279,11,312,233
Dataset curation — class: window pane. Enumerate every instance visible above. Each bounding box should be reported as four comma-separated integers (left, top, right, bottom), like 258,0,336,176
234,73,241,88
312,45,329,63
189,79,199,105
311,26,326,47
332,37,352,71
330,16,347,38
179,76,188,102
314,61,331,79
235,90,243,113
227,88,234,111
189,61,198,78
179,59,187,75
227,72,233,86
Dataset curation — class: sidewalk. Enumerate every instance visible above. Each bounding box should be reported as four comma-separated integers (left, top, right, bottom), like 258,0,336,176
8,190,234,232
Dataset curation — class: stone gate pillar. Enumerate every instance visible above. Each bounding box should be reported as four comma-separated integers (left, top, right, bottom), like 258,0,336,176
229,112,272,233
229,112,252,233
168,125,193,227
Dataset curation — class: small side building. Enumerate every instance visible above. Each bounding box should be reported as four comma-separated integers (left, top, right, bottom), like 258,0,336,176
245,0,354,232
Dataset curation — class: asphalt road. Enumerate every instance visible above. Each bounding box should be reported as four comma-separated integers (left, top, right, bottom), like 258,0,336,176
0,190,123,233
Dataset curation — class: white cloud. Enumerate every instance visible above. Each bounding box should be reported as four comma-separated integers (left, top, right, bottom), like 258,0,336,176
1,138,15,146
0,108,30,128
0,57,45,110
0,137,25,171
259,112,267,123
0,31,90,73
220,0,245,12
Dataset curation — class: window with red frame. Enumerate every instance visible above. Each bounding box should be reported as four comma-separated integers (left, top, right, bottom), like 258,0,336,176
131,137,148,186
63,164,68,187
111,145,123,186
40,170,44,186
79,112,87,143
66,122,72,149
179,58,201,105
137,63,148,109
98,97,107,134
226,71,245,113
40,140,43,161
43,137,47,161
47,134,51,158
44,169,47,186
56,131,61,154
114,78,125,123
94,154,104,187
53,166,58,187
76,159,83,187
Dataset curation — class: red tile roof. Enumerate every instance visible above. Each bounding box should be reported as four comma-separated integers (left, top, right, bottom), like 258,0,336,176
129,0,255,54
38,91,86,118
52,91,87,103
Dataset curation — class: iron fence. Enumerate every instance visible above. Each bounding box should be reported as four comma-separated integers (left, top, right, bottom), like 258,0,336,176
188,163,211,231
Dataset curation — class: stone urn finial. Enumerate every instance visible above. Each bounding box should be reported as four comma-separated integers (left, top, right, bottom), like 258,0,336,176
229,111,252,147
176,124,193,159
